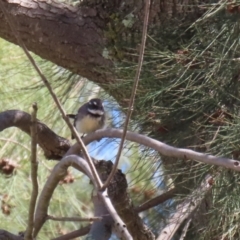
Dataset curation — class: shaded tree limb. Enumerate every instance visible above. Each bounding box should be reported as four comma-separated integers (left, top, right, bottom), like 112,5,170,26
156,175,213,240
25,103,39,240
102,0,150,191
0,110,71,160
135,188,178,213
0,230,23,240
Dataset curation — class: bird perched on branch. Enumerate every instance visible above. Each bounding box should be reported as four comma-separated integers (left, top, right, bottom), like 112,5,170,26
67,98,105,139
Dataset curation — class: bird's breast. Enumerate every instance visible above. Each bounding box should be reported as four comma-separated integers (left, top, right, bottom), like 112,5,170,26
76,115,103,134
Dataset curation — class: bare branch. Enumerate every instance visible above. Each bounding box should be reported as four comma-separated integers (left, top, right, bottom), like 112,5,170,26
81,129,240,172
0,110,70,160
46,215,102,222
51,225,91,240
0,0,102,189
102,0,151,191
135,188,178,213
25,103,39,240
157,175,213,240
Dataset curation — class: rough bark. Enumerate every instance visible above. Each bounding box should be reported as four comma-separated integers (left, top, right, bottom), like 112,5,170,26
0,0,207,101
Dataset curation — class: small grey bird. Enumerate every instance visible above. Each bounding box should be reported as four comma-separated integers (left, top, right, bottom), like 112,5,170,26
68,98,105,139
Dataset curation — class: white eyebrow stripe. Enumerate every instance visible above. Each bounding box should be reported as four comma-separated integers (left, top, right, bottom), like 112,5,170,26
88,109,104,115
93,101,97,105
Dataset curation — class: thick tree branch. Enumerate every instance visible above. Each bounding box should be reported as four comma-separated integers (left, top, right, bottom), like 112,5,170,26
0,110,71,160
0,0,113,85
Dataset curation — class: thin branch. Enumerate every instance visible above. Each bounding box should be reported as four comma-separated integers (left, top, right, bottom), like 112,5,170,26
51,225,91,240
101,0,151,190
179,218,192,240
79,128,240,172
25,103,39,240
0,1,102,189
135,188,178,213
157,175,213,240
46,215,102,222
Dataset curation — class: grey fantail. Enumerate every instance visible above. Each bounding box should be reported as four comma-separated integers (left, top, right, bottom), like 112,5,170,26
68,98,105,139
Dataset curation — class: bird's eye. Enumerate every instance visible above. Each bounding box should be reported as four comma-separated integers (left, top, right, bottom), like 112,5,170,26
93,101,97,106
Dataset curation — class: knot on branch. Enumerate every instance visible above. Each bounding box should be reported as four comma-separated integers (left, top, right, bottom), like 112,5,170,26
96,160,127,200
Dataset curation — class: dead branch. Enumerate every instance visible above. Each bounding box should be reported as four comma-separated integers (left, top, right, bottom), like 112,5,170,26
0,110,70,160
157,175,213,240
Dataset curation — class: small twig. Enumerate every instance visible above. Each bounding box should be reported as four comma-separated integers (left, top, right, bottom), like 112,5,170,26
25,103,39,240
135,188,178,213
101,0,151,191
46,215,102,222
0,1,102,190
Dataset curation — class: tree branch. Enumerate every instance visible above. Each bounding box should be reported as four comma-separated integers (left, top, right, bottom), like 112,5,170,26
25,103,39,240
135,188,178,213
80,128,240,172
47,215,101,222
0,110,71,160
51,225,91,240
